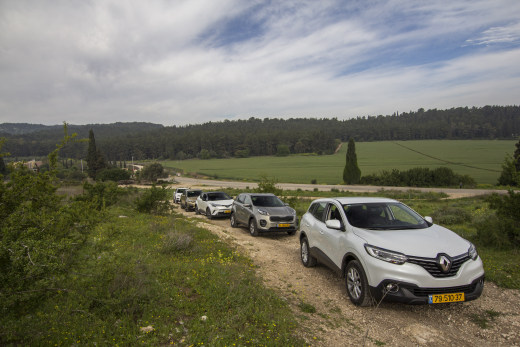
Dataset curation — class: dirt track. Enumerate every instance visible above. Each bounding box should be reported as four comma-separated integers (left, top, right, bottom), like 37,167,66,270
177,207,520,347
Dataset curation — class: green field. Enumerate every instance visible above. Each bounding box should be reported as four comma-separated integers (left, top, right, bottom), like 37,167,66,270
161,140,515,185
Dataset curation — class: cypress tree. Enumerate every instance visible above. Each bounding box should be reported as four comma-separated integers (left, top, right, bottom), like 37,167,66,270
343,138,361,184
0,156,6,175
514,137,520,171
86,129,106,179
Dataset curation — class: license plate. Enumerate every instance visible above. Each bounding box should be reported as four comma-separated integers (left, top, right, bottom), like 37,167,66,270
278,223,291,228
224,210,231,213
428,292,465,304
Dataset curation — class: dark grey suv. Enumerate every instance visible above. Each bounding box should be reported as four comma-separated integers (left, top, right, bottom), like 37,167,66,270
230,193,297,236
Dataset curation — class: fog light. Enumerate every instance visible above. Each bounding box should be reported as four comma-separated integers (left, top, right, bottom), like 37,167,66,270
260,220,267,227
385,283,399,293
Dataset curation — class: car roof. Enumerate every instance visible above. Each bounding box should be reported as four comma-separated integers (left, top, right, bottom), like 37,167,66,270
242,193,276,196
313,197,399,204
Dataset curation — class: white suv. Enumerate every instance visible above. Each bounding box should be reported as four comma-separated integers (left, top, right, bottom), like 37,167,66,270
299,197,485,306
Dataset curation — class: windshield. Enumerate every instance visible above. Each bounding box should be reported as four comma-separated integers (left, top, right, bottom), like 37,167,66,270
177,189,187,194
343,202,428,230
251,195,285,207
187,190,202,197
207,192,231,201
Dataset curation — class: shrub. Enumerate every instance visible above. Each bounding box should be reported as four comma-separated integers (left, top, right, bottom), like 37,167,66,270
134,185,171,215
161,231,193,253
431,206,472,225
474,191,520,249
77,181,125,210
97,167,130,182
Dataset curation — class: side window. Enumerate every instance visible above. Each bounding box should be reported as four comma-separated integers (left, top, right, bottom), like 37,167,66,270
244,195,252,205
311,202,327,222
237,194,245,203
326,203,342,222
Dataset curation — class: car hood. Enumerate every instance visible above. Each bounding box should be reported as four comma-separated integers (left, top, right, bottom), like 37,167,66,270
256,206,294,216
353,224,470,258
210,199,234,206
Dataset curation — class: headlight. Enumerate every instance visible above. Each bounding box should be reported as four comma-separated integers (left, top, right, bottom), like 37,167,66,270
365,244,408,265
257,209,269,216
468,243,478,260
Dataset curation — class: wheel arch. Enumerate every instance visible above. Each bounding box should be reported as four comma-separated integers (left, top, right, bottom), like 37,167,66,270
341,252,361,278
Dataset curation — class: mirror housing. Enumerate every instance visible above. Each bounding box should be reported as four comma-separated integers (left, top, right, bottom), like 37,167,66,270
424,216,433,224
325,219,342,230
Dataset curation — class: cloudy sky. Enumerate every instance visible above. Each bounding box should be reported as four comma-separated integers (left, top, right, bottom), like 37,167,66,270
1,0,519,126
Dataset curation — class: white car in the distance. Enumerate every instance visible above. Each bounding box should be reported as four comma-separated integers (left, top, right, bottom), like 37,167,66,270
196,191,234,219
174,187,188,204
299,197,485,306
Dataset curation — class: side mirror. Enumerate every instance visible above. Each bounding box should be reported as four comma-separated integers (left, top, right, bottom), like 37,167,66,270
325,219,342,230
424,216,433,224
244,203,252,208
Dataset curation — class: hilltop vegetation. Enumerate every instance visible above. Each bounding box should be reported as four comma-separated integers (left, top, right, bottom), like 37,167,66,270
2,105,519,161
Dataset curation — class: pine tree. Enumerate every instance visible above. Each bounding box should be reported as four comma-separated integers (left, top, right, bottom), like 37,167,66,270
0,156,6,175
514,137,520,171
343,138,361,184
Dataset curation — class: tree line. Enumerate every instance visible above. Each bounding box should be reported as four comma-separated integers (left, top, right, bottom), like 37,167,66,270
2,105,519,161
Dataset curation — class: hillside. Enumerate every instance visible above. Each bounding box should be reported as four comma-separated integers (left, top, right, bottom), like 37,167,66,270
1,105,519,160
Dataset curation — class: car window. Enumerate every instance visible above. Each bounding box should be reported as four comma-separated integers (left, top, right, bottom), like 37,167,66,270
187,190,202,197
310,202,327,222
208,192,231,201
326,203,342,222
237,194,245,203
251,195,284,207
244,195,252,205
343,203,427,229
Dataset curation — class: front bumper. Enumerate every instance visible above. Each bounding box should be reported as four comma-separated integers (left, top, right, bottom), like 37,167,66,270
369,275,485,304
256,216,298,232
210,206,232,218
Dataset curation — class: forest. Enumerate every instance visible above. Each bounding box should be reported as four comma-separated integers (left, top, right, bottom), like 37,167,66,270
2,105,519,161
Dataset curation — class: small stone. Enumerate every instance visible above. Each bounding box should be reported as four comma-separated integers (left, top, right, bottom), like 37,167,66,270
201,315,208,321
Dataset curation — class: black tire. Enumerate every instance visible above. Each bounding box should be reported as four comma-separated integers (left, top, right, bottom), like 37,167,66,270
249,218,259,237
287,230,296,236
300,237,317,267
345,260,373,307
230,213,238,228
206,208,213,220
195,205,200,214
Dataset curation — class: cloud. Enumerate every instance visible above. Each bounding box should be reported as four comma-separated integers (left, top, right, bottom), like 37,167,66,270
0,0,519,125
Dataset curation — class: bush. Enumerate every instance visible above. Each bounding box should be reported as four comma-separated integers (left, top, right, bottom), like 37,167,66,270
140,163,167,182
134,185,171,215
431,206,472,225
360,166,476,188
474,191,520,249
77,181,125,210
97,167,130,182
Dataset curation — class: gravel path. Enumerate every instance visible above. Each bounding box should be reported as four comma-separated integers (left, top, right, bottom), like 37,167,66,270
177,207,520,347
172,177,509,199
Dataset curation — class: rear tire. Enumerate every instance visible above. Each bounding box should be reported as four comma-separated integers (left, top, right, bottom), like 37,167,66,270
345,260,373,307
287,230,296,236
249,218,259,237
300,237,317,267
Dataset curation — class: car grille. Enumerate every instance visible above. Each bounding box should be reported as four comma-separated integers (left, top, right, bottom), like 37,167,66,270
407,253,470,278
412,282,479,297
270,216,293,222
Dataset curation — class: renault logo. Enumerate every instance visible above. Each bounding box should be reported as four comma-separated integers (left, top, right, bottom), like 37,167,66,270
437,254,452,273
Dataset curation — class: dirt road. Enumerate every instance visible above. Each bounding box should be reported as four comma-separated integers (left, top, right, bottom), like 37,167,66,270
176,207,520,346
172,177,509,199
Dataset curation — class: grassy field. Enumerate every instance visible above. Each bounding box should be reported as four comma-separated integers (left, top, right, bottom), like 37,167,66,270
1,205,305,345
160,140,515,185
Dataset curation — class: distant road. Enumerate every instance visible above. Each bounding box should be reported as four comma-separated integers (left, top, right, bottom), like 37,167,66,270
172,176,510,198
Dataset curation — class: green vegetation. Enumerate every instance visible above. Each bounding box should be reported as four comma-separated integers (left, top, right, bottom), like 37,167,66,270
361,167,476,187
1,206,304,345
343,138,361,184
163,140,515,185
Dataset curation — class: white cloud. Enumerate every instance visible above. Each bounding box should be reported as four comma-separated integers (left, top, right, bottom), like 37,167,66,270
0,0,519,125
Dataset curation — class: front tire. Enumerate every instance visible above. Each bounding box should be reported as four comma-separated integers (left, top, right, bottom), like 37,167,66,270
249,218,259,237
345,260,373,307
230,213,238,228
206,208,213,220
300,237,317,267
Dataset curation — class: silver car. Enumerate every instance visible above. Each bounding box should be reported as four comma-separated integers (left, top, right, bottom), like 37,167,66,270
299,197,484,306
231,193,297,236
180,189,202,211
